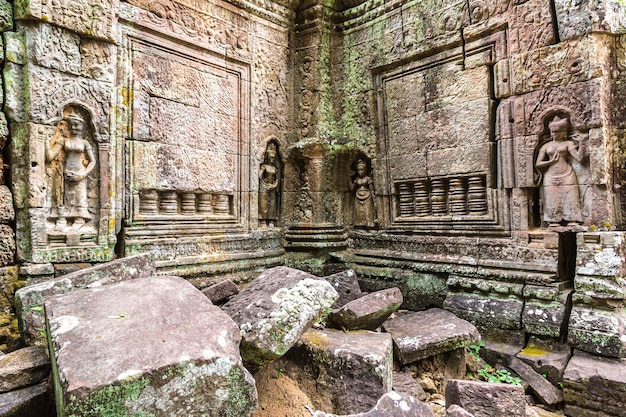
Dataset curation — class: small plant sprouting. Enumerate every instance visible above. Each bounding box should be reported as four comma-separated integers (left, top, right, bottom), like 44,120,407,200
276,368,284,378
477,364,521,386
468,341,485,361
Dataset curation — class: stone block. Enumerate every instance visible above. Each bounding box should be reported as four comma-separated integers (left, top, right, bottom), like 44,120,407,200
0,345,50,393
3,32,25,65
311,391,434,417
0,186,14,224
46,275,257,417
3,62,26,122
563,351,626,417
201,279,239,304
392,370,427,401
0,1,12,33
328,287,402,331
444,292,524,333
15,0,119,41
15,252,155,345
279,328,393,415
0,225,15,267
445,379,526,417
23,22,81,75
0,382,54,417
222,266,338,369
0,266,18,317
383,308,479,365
522,296,570,339
324,269,362,309
517,338,571,386
567,305,626,358
508,357,563,406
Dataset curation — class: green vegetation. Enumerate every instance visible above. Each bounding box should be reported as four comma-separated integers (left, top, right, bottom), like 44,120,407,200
477,365,522,386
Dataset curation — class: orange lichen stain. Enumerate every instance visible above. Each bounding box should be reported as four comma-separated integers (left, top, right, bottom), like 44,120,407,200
519,345,549,357
301,332,331,349
120,87,133,107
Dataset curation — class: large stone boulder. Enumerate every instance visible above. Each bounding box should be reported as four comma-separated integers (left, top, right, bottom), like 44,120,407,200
383,308,480,364
311,391,434,417
445,379,525,417
328,287,403,331
46,275,257,417
222,266,338,370
324,269,363,309
16,252,155,345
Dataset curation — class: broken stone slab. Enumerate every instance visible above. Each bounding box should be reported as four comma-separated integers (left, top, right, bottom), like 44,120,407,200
201,279,239,304
508,357,563,406
278,328,393,415
324,269,363,309
0,382,55,417
328,287,402,331
311,391,434,417
222,266,338,370
46,275,257,417
383,308,480,365
392,370,427,401
516,337,571,386
445,379,525,417
0,345,50,393
562,350,626,417
15,252,156,345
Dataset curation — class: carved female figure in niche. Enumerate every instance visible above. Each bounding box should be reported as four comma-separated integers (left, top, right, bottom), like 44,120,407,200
535,115,585,227
258,140,281,227
45,106,96,232
350,158,376,228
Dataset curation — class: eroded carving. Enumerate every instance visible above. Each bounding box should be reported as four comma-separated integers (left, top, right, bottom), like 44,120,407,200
45,105,98,233
349,158,376,228
259,139,282,227
534,113,586,227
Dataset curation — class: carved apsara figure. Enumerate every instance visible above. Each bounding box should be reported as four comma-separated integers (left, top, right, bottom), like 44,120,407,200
350,158,376,228
258,140,281,227
46,106,97,232
535,115,584,226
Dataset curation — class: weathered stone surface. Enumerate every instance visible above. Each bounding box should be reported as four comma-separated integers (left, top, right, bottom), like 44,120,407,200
222,266,338,369
517,338,571,386
46,275,257,417
445,379,526,417
383,308,480,364
311,391,434,417
328,287,402,331
16,252,156,345
0,266,18,317
0,225,15,268
446,405,475,417
567,305,626,358
508,357,563,406
0,345,50,393
0,186,14,224
443,292,524,334
392,370,427,402
563,351,626,417
277,328,393,415
324,269,362,309
0,382,54,417
201,279,239,304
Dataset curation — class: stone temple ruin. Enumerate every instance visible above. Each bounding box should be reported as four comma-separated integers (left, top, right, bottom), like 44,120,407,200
0,0,626,415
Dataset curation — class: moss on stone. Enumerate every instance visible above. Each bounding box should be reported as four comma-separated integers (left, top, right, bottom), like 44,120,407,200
63,378,151,417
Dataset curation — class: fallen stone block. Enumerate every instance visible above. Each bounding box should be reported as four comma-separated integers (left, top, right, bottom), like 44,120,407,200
0,345,50,393
222,266,338,370
201,279,239,304
16,252,155,345
392,370,427,401
324,269,362,309
46,275,257,417
445,379,525,417
328,287,402,331
516,338,571,386
311,391,434,417
383,308,480,365
508,357,562,406
277,328,393,415
563,350,626,417
0,382,54,417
